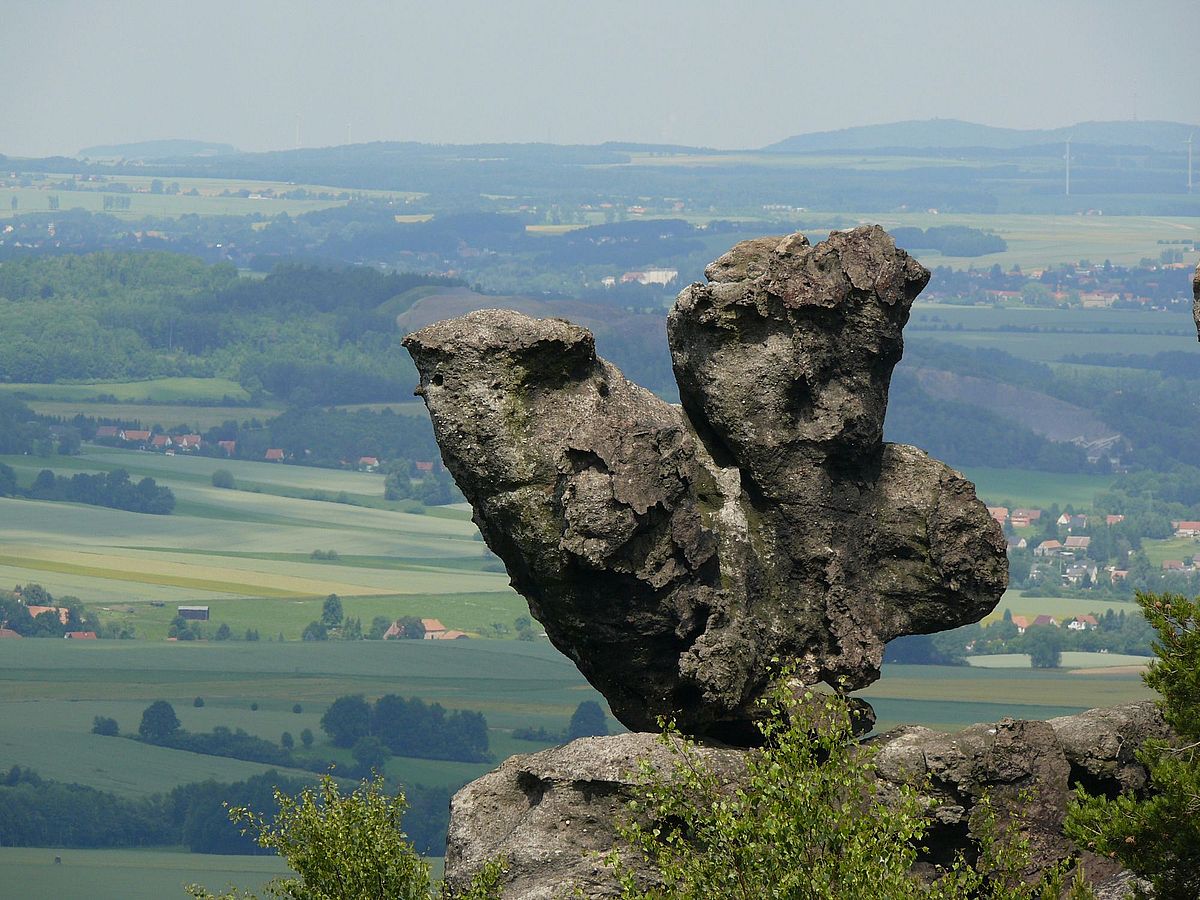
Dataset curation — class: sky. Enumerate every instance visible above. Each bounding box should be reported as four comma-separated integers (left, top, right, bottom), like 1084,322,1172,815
1,0,1197,158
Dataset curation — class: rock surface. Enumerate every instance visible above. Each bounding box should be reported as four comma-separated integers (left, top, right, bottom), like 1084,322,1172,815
404,227,1006,741
1194,260,1199,339
443,703,1167,899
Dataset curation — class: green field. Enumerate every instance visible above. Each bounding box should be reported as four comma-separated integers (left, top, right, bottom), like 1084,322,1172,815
0,446,512,632
0,174,423,222
26,400,281,431
0,847,293,900
959,467,1113,510
0,377,250,403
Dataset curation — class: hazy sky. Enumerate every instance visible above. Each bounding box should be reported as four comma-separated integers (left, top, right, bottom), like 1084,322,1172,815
2,0,1197,157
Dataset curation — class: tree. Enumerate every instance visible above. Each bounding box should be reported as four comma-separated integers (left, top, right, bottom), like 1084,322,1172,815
215,623,232,641
321,593,344,629
608,677,1088,900
1068,591,1200,898
139,700,181,742
280,731,294,751
394,616,424,639
211,469,236,489
300,728,314,749
0,463,16,497
320,694,371,748
368,615,392,639
352,735,391,775
566,700,608,741
186,775,504,900
91,716,119,736
1024,625,1063,669
301,620,328,641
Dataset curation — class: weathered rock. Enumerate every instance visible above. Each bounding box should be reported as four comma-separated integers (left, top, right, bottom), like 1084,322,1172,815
443,704,1165,899
1193,260,1200,340
404,227,1006,741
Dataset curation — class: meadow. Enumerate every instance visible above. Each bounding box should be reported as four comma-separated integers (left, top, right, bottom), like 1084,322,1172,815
0,377,251,403
0,847,293,900
0,446,514,632
0,174,423,222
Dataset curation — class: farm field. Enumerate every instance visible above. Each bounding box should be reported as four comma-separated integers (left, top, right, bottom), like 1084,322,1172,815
863,662,1151,732
958,467,1113,510
0,640,601,796
0,174,423,222
0,377,251,403
0,446,513,634
25,401,282,431
986,590,1139,623
0,847,293,900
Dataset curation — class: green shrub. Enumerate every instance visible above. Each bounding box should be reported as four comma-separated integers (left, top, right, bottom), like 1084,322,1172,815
1067,591,1200,899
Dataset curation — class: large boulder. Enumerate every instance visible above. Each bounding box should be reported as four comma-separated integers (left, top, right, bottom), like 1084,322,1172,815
443,703,1167,899
404,227,1006,742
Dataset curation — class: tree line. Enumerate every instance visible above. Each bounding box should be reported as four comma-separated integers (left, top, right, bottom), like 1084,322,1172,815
4,466,176,514
321,693,490,763
0,765,451,857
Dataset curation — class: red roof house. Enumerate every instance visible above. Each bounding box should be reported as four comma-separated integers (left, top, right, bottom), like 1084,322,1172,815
265,448,285,461
65,631,97,639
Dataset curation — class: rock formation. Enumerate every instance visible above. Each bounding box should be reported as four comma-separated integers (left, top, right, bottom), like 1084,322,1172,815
404,227,1006,741
442,703,1167,898
1194,260,1199,339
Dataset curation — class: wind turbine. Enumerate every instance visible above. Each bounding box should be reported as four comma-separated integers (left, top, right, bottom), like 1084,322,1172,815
1064,138,1072,196
1187,132,1194,194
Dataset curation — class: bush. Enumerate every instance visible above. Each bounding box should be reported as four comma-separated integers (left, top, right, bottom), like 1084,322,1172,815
184,775,504,900
249,702,259,712
138,700,180,742
193,696,205,708
91,716,119,736
292,703,302,714
608,675,1092,899
211,469,235,489
1067,591,1200,898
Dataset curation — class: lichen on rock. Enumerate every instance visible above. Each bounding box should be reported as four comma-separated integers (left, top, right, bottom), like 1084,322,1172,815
404,226,1007,742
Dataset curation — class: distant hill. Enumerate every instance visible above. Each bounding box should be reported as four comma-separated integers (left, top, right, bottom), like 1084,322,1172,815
765,119,1198,153
77,139,238,161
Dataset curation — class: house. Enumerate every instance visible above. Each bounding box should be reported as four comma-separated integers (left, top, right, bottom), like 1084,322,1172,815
1067,615,1099,631
151,434,172,449
414,461,435,474
1105,514,1125,526
1064,536,1091,550
26,605,69,625
1173,520,1200,537
218,440,237,456
120,429,152,444
1034,540,1062,557
1009,515,1031,528
358,456,380,470
177,605,210,621
95,425,119,439
64,631,97,639
175,434,202,450
987,507,1009,525
0,628,22,639
1067,515,1088,531
1162,560,1187,572
1032,615,1059,628
1006,537,1027,551
1057,513,1071,526
433,629,469,640
1013,508,1042,521
420,618,447,639
1063,564,1096,586
1010,615,1030,635
264,448,285,462
1110,569,1129,582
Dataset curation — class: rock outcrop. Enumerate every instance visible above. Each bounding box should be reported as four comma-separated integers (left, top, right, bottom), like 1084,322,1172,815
443,704,1167,898
1194,260,1200,339
404,227,1006,742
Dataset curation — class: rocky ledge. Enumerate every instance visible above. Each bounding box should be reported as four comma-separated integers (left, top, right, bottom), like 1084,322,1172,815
443,703,1166,899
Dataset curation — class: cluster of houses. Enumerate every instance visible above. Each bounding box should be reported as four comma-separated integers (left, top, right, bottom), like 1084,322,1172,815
1006,613,1099,634
0,594,96,639
382,617,469,641
96,426,208,455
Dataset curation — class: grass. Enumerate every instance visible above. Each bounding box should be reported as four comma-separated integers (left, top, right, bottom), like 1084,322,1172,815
0,377,250,403
0,847,293,900
959,467,1113,510
25,401,281,430
987,591,1139,623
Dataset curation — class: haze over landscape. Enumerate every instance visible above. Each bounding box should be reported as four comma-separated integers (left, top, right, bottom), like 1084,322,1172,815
1,2,1199,898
